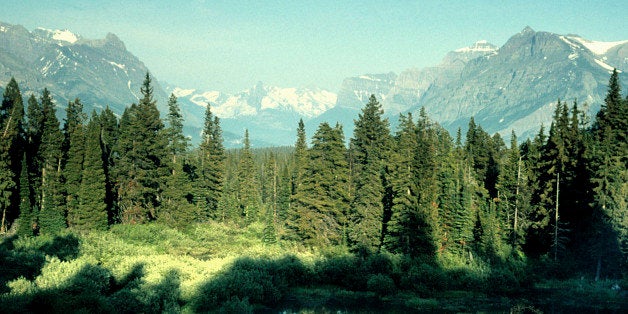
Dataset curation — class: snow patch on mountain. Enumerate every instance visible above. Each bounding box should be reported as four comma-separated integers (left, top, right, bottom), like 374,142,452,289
52,29,78,43
108,61,126,70
595,58,618,72
189,91,222,106
261,86,337,117
36,27,79,44
455,40,498,53
173,83,337,119
569,36,628,55
359,75,383,81
172,87,196,98
215,95,257,117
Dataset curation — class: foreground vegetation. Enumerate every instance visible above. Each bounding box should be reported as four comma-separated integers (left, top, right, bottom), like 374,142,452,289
1,222,626,313
0,68,626,311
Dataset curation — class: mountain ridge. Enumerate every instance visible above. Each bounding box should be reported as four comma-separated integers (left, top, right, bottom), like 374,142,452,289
1,22,626,147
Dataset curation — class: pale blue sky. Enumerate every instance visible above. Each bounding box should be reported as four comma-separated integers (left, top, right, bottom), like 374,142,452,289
1,1,626,92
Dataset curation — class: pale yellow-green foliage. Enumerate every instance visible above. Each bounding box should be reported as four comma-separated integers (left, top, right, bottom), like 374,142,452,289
4,221,319,304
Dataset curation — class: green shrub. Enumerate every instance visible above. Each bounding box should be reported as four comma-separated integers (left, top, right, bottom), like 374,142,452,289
367,273,396,296
219,296,254,314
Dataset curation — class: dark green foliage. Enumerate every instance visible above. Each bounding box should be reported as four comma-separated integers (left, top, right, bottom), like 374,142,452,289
37,89,66,235
17,154,35,237
348,94,392,251
165,93,188,159
191,256,308,312
287,123,349,246
292,118,307,195
408,109,441,257
385,113,419,253
588,69,627,278
195,105,225,221
96,107,118,224
237,129,261,223
114,73,168,223
63,98,86,228
74,114,108,231
25,94,44,214
0,78,24,233
160,157,196,229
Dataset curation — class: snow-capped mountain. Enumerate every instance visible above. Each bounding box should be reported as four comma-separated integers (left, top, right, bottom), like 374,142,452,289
336,27,627,140
171,83,336,119
0,21,169,117
166,82,337,146
1,21,626,147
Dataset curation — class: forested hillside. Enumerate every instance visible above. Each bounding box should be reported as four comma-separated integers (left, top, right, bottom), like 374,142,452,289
0,71,626,312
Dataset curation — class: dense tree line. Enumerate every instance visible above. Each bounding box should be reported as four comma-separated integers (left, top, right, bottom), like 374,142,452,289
0,71,626,279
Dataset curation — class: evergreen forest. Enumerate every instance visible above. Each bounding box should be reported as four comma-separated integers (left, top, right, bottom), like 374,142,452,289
0,71,626,312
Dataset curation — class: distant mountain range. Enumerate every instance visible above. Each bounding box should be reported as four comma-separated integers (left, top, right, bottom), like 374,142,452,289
1,21,626,147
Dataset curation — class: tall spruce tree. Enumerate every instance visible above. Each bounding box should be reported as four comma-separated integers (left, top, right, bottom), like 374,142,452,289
292,118,308,195
115,73,168,223
287,122,350,246
165,93,188,166
348,94,392,252
63,98,86,228
25,94,44,217
0,78,24,232
384,113,419,253
38,89,66,234
74,113,108,231
16,154,34,236
160,93,195,226
237,129,261,223
196,104,225,221
588,69,627,278
97,107,119,224
411,108,441,257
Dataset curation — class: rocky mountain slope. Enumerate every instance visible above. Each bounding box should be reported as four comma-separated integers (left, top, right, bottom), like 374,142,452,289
1,21,626,147
337,27,627,139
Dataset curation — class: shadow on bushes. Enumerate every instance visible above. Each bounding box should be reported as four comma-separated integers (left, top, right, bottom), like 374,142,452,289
0,255,183,314
190,255,308,312
0,234,80,294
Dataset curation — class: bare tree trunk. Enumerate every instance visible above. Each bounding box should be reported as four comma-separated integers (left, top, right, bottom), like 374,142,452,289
0,206,6,233
513,155,522,247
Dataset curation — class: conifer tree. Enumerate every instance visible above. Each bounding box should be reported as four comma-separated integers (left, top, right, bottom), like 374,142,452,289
0,78,24,232
161,152,196,229
348,94,392,252
16,154,34,236
522,125,552,257
115,73,168,223
196,104,224,221
38,89,66,234
411,108,441,257
384,113,418,253
165,93,188,165
160,93,195,226
63,98,86,227
287,123,350,246
588,69,627,277
276,165,291,223
292,118,307,194
237,129,261,223
97,107,118,224
74,113,108,231
496,131,524,249
25,94,44,214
